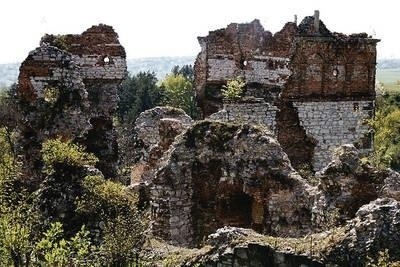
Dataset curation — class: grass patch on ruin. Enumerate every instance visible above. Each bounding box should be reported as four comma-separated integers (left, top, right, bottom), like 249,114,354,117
231,227,348,259
140,238,212,266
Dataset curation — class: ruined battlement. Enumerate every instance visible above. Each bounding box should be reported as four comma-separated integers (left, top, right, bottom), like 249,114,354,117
195,12,379,170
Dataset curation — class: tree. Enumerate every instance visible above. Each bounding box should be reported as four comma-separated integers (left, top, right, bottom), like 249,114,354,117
117,72,162,123
369,92,400,169
160,74,196,117
171,65,194,82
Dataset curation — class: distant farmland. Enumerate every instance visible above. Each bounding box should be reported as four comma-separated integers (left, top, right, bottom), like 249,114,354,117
376,68,400,92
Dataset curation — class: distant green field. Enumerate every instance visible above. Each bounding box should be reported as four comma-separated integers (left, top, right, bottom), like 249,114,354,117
376,68,400,92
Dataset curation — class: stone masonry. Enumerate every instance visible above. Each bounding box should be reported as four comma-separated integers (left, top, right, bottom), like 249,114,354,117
151,121,314,246
16,24,127,183
194,11,379,171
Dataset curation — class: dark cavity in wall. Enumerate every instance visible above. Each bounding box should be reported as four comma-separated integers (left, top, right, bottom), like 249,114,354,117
276,101,316,171
84,117,118,178
191,159,255,245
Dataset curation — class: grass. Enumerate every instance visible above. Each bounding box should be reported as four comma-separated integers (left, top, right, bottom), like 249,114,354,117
140,238,213,266
232,227,348,259
139,227,348,265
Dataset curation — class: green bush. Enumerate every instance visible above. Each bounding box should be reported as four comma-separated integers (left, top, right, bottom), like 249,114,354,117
221,77,245,101
41,138,98,174
100,214,147,265
35,222,93,266
77,175,138,216
0,212,32,266
369,92,400,169
77,175,147,265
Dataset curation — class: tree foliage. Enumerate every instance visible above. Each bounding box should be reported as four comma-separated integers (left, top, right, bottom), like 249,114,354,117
117,71,162,123
161,73,196,117
369,92,400,169
171,64,194,82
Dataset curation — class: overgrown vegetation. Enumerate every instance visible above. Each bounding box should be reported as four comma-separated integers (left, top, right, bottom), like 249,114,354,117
0,110,148,266
369,91,400,169
221,77,245,101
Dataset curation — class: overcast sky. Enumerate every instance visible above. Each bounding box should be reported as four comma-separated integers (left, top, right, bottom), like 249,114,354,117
0,0,397,63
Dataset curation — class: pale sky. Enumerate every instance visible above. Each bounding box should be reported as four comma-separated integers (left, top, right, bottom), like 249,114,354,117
0,0,398,63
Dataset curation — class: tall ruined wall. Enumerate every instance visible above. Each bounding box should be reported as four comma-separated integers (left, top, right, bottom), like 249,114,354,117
194,19,296,117
16,24,127,182
195,14,378,171
284,35,377,100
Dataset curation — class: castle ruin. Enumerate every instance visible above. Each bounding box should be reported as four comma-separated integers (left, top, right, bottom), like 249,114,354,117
16,24,127,182
194,11,379,171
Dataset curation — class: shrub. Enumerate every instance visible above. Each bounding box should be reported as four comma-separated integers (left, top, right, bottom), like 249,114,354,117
77,175,138,216
41,138,98,174
99,214,147,265
221,77,245,101
0,212,32,266
77,175,148,265
35,222,93,266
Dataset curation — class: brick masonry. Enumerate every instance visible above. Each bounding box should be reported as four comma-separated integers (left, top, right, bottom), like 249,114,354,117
16,24,127,182
195,13,379,171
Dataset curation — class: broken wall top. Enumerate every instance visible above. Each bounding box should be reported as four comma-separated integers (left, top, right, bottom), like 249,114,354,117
194,15,379,116
15,24,127,181
40,24,126,58
18,24,127,104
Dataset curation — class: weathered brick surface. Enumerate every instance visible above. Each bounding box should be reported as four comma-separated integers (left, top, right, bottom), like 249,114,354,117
16,24,127,182
195,14,379,171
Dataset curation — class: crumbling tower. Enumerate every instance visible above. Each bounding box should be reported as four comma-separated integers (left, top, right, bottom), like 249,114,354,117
16,24,127,182
194,11,379,170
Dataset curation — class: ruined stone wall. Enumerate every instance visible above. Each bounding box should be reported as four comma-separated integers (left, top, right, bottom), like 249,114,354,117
209,99,278,132
195,20,297,117
293,101,373,170
196,14,378,171
132,106,193,162
130,106,193,184
285,37,377,100
151,121,314,246
16,24,127,182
